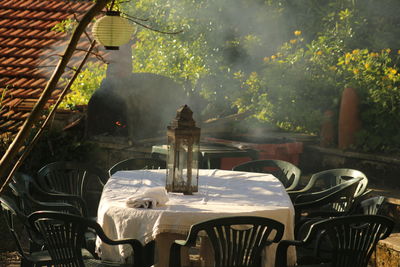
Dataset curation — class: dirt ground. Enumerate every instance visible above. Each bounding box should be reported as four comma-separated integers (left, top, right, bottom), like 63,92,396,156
0,251,20,266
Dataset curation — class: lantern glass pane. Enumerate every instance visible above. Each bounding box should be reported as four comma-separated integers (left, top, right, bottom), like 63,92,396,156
166,136,199,193
191,143,199,189
166,141,175,190
176,141,189,181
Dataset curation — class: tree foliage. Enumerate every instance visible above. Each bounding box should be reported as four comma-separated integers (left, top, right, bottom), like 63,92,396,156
65,0,400,153
60,62,106,109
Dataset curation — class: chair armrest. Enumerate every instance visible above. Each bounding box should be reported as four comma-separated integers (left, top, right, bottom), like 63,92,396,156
287,184,315,199
288,188,316,202
28,195,82,215
293,185,343,204
286,183,301,192
169,227,200,267
174,239,188,246
94,225,142,248
91,221,155,267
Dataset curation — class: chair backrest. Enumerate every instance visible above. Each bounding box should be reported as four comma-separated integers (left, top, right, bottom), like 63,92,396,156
108,157,166,177
306,215,393,267
304,168,368,197
37,161,108,216
183,216,284,267
357,195,386,215
10,173,83,216
232,159,301,190
28,211,147,267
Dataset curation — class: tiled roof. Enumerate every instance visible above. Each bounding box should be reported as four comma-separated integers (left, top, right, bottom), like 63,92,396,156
0,0,98,136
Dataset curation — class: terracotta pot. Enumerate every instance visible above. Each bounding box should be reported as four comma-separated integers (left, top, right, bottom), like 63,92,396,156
338,87,361,149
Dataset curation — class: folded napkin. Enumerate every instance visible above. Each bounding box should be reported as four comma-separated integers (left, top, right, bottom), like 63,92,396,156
126,187,169,209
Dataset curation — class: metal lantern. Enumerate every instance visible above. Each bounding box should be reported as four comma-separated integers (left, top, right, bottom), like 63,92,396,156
166,105,200,195
92,11,135,50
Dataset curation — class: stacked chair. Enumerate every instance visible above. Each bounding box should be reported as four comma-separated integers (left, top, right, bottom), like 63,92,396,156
293,177,363,228
289,169,370,234
10,172,84,216
0,195,53,267
232,161,394,266
275,214,394,267
0,161,156,267
36,161,109,218
288,168,369,201
275,168,394,267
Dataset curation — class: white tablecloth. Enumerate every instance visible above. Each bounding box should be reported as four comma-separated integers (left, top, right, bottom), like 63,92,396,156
97,169,296,267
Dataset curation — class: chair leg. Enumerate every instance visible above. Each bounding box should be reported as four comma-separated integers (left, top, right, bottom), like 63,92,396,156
169,243,182,267
144,240,156,267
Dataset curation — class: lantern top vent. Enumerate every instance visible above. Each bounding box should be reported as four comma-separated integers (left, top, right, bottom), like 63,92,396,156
169,105,196,129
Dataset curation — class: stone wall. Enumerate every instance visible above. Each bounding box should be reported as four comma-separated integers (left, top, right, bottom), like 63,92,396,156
370,233,400,267
299,145,400,189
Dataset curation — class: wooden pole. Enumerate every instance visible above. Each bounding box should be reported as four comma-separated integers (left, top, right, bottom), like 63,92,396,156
0,0,110,193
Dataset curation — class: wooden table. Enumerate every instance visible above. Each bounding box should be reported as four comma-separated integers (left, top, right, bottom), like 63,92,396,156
96,169,296,267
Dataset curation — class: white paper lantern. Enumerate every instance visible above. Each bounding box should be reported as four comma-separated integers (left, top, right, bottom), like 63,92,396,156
92,11,135,50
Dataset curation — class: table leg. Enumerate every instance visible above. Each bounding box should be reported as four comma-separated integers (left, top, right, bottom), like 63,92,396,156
199,236,214,267
155,233,190,267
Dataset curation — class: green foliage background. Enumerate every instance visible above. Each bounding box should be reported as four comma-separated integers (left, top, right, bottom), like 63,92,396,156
65,0,400,154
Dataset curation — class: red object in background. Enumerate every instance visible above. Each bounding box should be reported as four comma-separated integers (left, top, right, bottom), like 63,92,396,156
206,137,304,170
338,87,361,149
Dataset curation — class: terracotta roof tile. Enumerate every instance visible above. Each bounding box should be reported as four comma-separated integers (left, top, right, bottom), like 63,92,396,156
0,0,103,136
3,110,15,118
11,112,23,120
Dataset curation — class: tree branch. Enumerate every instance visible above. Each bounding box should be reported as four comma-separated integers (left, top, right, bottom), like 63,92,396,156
3,40,97,189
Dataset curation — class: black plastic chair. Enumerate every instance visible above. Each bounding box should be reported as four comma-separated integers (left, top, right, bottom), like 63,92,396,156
10,172,102,256
232,159,302,191
351,195,386,215
108,157,166,177
10,173,84,216
28,211,155,267
0,195,53,267
37,161,108,217
293,177,363,236
169,216,284,267
288,168,368,201
275,214,394,267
